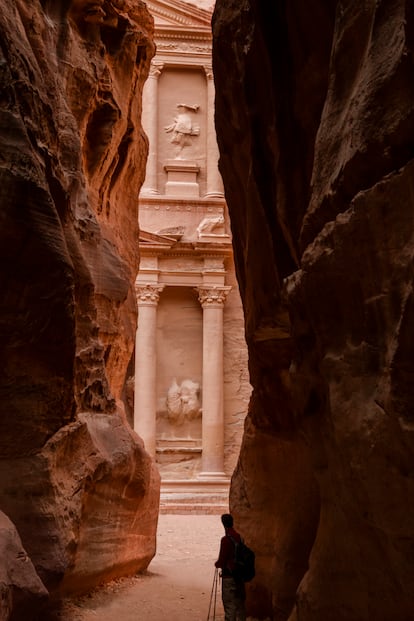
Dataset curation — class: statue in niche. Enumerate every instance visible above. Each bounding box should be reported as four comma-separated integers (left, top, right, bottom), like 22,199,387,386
196,214,225,237
167,379,201,425
164,104,200,158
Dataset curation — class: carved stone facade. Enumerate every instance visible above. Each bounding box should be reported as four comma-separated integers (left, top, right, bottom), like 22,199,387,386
135,0,251,492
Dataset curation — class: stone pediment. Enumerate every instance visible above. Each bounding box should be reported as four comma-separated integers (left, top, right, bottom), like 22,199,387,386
139,229,178,247
146,0,212,31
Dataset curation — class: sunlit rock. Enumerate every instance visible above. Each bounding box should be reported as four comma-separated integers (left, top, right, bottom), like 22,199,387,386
0,0,159,612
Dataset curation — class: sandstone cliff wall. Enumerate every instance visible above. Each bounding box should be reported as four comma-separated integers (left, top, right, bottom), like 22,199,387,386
0,1,159,617
213,2,414,620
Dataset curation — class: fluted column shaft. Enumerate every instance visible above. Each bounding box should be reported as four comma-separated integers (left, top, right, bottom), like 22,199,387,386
204,66,224,198
134,284,164,457
197,286,230,477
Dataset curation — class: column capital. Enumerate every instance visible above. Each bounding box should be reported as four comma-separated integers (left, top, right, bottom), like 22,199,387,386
148,61,164,78
135,283,164,306
204,65,214,80
196,286,231,308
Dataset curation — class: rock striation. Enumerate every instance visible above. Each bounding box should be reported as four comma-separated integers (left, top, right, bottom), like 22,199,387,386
0,0,159,615
213,2,414,620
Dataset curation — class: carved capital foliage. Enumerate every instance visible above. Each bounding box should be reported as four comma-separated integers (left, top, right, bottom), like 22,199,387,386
197,286,231,308
135,283,164,305
204,65,213,80
148,61,164,78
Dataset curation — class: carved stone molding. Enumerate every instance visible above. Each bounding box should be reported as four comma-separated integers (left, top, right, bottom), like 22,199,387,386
155,41,211,54
135,283,164,305
141,202,223,213
197,286,231,307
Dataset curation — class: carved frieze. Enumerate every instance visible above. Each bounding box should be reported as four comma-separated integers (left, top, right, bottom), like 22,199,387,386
141,202,223,214
155,41,212,55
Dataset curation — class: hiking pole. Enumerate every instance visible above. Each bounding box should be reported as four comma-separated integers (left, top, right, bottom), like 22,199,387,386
207,567,219,621
212,567,218,621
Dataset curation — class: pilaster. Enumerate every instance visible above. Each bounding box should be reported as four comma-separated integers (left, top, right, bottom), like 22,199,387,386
197,285,231,477
140,61,164,196
204,66,224,198
134,283,164,456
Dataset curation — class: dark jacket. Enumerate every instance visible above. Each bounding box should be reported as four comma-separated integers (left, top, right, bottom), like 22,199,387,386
215,527,242,577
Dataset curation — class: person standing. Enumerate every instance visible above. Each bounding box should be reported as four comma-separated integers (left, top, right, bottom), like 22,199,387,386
215,513,246,621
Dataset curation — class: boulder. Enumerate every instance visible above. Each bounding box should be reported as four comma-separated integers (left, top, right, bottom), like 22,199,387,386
0,511,48,621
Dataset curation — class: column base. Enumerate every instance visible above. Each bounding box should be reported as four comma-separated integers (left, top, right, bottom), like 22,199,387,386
139,187,159,197
197,471,228,481
164,160,200,198
204,191,225,199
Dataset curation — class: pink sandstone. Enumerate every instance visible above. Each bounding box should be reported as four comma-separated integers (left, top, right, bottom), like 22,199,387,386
0,0,159,616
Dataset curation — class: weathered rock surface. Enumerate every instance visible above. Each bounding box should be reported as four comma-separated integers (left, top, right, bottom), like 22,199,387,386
0,0,159,614
213,2,414,620
0,511,48,621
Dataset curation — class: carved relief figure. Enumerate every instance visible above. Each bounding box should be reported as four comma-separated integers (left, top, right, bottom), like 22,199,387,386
167,379,201,425
196,214,225,237
164,104,200,158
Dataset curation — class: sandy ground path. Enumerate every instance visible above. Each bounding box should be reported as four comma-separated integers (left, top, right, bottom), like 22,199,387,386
62,515,225,621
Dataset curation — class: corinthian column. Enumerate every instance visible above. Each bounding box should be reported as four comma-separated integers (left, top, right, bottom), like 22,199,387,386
134,283,164,457
140,61,163,196
204,66,224,198
197,286,231,477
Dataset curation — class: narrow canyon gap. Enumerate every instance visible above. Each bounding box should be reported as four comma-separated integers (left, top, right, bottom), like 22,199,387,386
1,1,414,621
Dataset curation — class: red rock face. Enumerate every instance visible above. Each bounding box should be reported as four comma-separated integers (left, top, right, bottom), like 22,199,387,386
213,2,414,620
0,511,48,620
0,0,159,610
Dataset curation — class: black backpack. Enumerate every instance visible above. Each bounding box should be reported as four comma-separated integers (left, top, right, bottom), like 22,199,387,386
229,536,255,582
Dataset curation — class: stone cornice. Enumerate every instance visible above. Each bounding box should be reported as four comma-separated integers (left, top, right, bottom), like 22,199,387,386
155,31,212,47
139,243,233,258
140,197,225,210
155,24,212,35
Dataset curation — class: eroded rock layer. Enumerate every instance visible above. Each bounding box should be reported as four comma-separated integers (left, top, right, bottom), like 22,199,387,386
213,2,414,620
0,0,159,614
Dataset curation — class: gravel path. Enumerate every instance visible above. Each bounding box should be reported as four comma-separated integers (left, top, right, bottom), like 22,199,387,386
61,515,226,621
